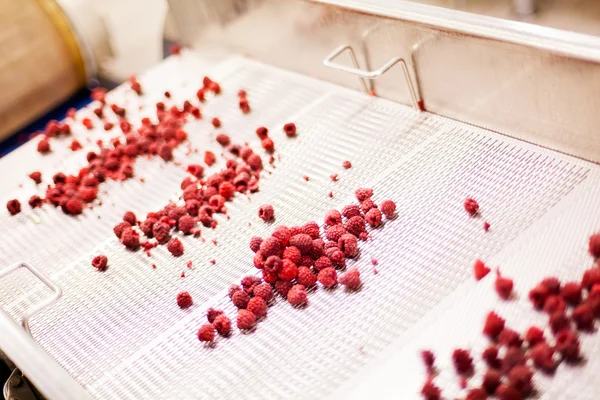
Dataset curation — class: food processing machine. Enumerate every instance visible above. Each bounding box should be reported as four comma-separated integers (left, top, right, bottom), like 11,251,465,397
1,1,599,399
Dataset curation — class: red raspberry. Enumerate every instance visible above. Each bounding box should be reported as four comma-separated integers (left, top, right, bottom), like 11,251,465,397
325,225,347,242
555,329,580,361
282,246,302,264
360,199,377,213
482,369,502,394
326,248,346,268
482,346,501,369
37,138,51,153
494,384,522,400
464,198,479,216
289,234,313,255
28,171,42,184
342,204,361,219
330,174,338,182
572,303,594,330
473,259,491,281
344,216,366,236
206,308,223,323
421,350,435,372
197,324,215,342
247,296,267,318
114,221,131,239
543,295,566,314
278,259,298,281
261,138,274,152
299,256,313,267
483,311,505,339
561,281,582,305
265,256,283,274
238,89,247,98
211,117,221,128
452,349,473,375
274,280,293,297
342,160,352,169
204,151,216,166
29,195,43,208
260,237,282,257
122,211,137,225
272,226,291,246
314,256,333,272
219,182,236,200
355,187,373,202
302,222,320,239
287,284,307,306
317,267,337,288
256,126,268,139
216,133,231,147
178,215,196,234
167,238,184,256
249,236,263,253
589,233,600,258
365,208,382,227
420,380,441,400
528,284,549,309
121,228,140,249
232,290,250,309
92,255,108,270
507,365,533,396
253,253,266,269
159,144,173,161
152,221,171,243
296,266,317,286
495,270,513,300
310,239,324,259
213,314,231,336
241,275,261,290
324,209,342,226
581,267,600,290
177,291,193,308
338,233,358,257
253,283,273,302
524,326,545,346
549,312,570,334
6,199,21,216
228,285,241,299
465,388,486,400
209,194,225,209
529,342,555,372
339,267,361,289
65,198,84,215
499,328,523,348
283,122,296,137
187,164,204,178
258,204,274,221
247,153,263,170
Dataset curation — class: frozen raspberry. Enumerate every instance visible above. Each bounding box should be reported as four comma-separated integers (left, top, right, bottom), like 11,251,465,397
529,342,555,372
508,365,534,396
265,256,283,274
278,259,298,281
261,138,274,152
232,290,250,309
92,255,108,270
255,126,269,139
167,238,184,256
289,234,313,255
499,328,523,348
258,204,274,221
342,160,352,169
187,164,204,178
37,138,51,153
206,308,223,323
324,209,342,226
121,228,140,250
420,380,441,400
549,312,570,334
247,153,263,171
228,285,242,299
421,350,435,372
589,233,600,258
302,222,320,239
480,369,501,394
495,270,513,300
465,388,487,400
29,195,43,208
483,311,505,339
339,267,361,289
237,309,256,330
113,221,131,239
283,122,296,137
473,259,491,281
247,296,267,318
178,215,196,234
561,281,582,305
330,173,338,182
345,216,366,236
177,291,193,308
253,253,266,269
338,233,358,257
216,133,231,147
249,236,263,253
6,199,21,215
355,187,373,202
572,303,594,330
197,324,215,342
211,117,221,128
122,211,136,226
296,266,317,286
365,208,382,227
482,346,501,369
274,280,292,297
204,151,216,166
326,248,346,268
152,221,171,243
213,314,231,336
555,329,580,362
29,171,42,184
253,283,273,302
317,267,338,288
581,267,600,290
525,326,545,346
241,275,261,289
326,225,347,242
543,295,566,315
360,199,377,213
528,284,549,309
452,348,473,374
464,198,479,216
219,182,236,200
272,226,291,246
379,200,396,218
287,284,307,306
259,237,282,257
282,246,302,264
64,198,84,215
314,256,333,272
342,204,361,219
494,384,522,400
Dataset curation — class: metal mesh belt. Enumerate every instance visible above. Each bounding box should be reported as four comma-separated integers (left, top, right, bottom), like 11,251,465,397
1,55,599,399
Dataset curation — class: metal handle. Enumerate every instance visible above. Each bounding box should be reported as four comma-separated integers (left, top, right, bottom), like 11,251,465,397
323,44,422,111
0,262,62,334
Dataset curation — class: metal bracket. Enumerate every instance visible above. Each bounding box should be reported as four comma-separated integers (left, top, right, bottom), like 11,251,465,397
324,44,422,111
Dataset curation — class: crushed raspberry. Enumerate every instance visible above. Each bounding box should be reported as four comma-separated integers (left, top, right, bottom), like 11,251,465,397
247,296,267,318
317,267,337,288
338,233,358,257
6,199,21,215
524,326,545,346
302,175,309,181
495,269,514,300
483,221,491,232
473,259,491,281
216,133,231,147
330,173,338,182
197,324,215,342
258,204,274,221
177,291,193,308
549,312,571,334
283,123,296,137
92,255,108,270
561,282,582,305
237,309,256,330
167,238,184,256
344,216,366,236
482,369,502,394
555,329,580,361
452,348,473,374
287,284,307,306
339,267,361,289
253,283,273,302
530,342,555,372
464,198,479,216
528,284,549,309
69,139,82,151
232,290,250,309
483,311,505,339
420,379,441,400
121,228,140,249
152,221,171,243
589,233,600,258
572,303,594,330
342,160,352,169
543,295,566,314
213,314,231,336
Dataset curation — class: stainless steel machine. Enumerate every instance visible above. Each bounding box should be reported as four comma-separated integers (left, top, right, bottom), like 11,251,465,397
1,1,599,399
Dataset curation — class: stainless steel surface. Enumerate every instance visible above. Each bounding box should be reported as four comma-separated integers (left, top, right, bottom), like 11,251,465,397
1,54,599,399
167,0,600,162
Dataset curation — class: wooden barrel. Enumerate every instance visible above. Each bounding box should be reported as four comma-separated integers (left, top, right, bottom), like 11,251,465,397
0,0,86,141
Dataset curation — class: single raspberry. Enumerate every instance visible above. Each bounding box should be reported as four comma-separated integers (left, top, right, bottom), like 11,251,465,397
253,283,273,302
339,267,361,289
289,234,313,255
326,248,346,268
258,204,275,221
473,259,491,281
330,173,338,182
272,226,291,246
278,259,298,281
249,236,263,253
543,295,566,314
219,182,236,200
253,253,266,269
37,139,51,153
247,153,263,170
581,267,600,290
282,246,302,264
6,200,21,216
355,187,373,202
216,133,231,147
495,270,513,300
482,346,501,369
256,126,269,139
228,285,242,299
167,238,184,256
29,195,43,208
494,384,522,400
379,200,396,218
528,284,549,309
482,369,502,394
360,199,377,213
283,122,296,137
238,89,247,98
273,280,292,297
206,308,223,323
464,198,479,216
421,350,435,372
561,281,582,305
465,388,487,400
589,233,600,258
247,296,267,318
177,291,193,308
259,237,282,257
92,255,108,270
114,221,131,239
326,225,347,242
314,256,333,272
365,208,382,227
529,342,555,372
508,365,534,396
324,209,342,226
572,303,594,330
549,312,571,334
29,171,42,184
499,328,523,348
213,314,231,336
420,380,441,400
296,266,317,286
197,324,215,342
317,267,338,288
338,234,358,257
232,290,250,309
524,326,545,346
310,239,324,259
120,211,136,226
187,164,204,178
302,222,320,239
540,276,561,294
261,138,274,152
483,311,505,339
342,160,352,169
237,309,256,330
211,117,221,128
241,275,261,290
204,151,216,166
344,216,366,236
64,198,84,215
555,329,580,362
121,228,140,250
265,256,283,274
287,284,307,306
152,221,171,243
342,204,361,219
178,215,196,234
452,348,473,374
